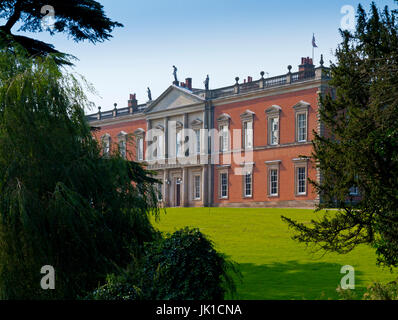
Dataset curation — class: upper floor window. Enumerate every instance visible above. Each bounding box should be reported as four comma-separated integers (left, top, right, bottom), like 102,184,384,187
102,134,111,157
194,129,201,155
217,113,231,153
293,101,310,143
119,140,126,159
297,113,307,142
133,128,145,161
269,117,279,145
243,121,253,149
266,105,281,146
176,129,183,157
220,125,229,152
137,137,144,161
241,110,255,150
118,131,127,159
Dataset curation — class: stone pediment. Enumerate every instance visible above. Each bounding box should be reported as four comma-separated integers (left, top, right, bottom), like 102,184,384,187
145,85,205,114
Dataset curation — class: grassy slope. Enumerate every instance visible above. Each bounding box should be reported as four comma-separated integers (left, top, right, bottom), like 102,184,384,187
152,207,397,300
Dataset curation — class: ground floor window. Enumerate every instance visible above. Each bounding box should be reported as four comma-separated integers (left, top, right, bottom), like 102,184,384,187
244,172,253,198
156,182,163,201
296,166,307,195
220,172,228,199
194,175,201,200
269,169,278,196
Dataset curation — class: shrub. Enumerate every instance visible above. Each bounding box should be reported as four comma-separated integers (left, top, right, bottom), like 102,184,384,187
90,227,241,300
337,280,398,300
141,227,240,300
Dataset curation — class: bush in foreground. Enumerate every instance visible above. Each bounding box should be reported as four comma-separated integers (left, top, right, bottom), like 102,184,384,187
91,228,241,300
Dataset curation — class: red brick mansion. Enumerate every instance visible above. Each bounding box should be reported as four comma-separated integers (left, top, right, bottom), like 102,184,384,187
87,57,332,208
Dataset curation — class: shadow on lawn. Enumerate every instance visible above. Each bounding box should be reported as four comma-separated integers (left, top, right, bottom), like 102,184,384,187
229,260,364,300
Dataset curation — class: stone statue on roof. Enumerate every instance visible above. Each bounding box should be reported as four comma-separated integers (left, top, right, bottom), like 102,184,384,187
204,74,210,91
147,87,152,101
173,65,178,83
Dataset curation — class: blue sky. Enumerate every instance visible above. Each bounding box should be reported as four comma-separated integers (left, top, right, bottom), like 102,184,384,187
4,0,398,112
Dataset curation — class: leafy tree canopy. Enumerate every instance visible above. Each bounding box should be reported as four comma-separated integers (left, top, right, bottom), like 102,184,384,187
0,45,159,299
0,0,122,63
282,1,398,268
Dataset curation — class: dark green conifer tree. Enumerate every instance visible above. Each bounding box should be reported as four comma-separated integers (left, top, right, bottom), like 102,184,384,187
282,1,398,268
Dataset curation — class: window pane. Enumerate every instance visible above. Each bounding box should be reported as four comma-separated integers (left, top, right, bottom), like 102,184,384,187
245,121,253,149
138,138,143,160
245,173,252,197
220,173,228,198
195,130,201,154
270,118,279,145
176,131,183,156
297,167,306,194
120,140,126,159
194,175,201,199
220,125,228,152
270,169,278,196
298,114,307,142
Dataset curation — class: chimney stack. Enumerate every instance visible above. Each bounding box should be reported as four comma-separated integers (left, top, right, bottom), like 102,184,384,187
128,93,138,113
185,78,192,90
298,57,315,79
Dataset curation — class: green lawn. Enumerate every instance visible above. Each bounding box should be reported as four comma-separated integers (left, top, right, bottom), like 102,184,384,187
151,207,397,300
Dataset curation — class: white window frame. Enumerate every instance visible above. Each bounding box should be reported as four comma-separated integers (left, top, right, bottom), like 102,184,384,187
194,129,201,155
269,117,279,146
137,137,144,161
293,165,307,196
266,105,281,146
244,172,253,198
243,120,253,150
269,168,279,197
219,124,229,153
176,129,183,158
102,134,111,157
219,171,229,199
265,160,281,197
193,174,201,200
293,101,310,143
297,113,307,142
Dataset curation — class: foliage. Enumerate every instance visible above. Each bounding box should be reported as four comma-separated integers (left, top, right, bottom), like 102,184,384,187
337,280,398,300
282,1,398,268
140,228,240,300
89,272,143,301
0,47,159,299
90,228,241,300
0,0,122,63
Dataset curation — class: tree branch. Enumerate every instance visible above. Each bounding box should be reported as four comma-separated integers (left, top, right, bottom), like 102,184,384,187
3,1,22,33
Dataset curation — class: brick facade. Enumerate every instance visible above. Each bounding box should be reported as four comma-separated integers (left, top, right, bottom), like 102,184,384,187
88,57,331,208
